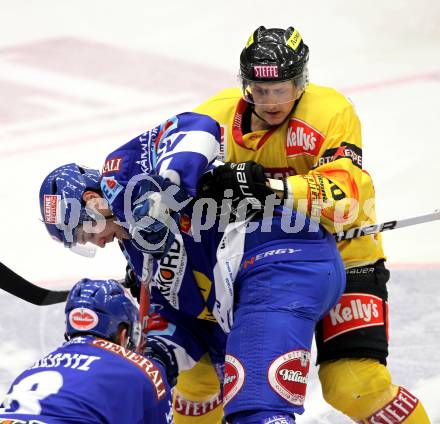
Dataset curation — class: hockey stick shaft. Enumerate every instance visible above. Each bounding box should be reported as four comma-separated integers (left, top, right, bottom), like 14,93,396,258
334,209,440,242
0,262,69,305
137,280,151,353
2,209,437,304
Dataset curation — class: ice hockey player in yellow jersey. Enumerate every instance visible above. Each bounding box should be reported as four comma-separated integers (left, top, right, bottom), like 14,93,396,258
172,26,431,424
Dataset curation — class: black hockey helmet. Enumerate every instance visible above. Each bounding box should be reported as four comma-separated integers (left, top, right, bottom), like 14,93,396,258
240,26,309,82
239,26,309,104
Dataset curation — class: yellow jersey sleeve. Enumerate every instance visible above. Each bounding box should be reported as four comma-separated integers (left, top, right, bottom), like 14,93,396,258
285,102,364,233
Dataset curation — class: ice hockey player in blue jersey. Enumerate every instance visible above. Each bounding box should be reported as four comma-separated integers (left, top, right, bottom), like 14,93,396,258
0,278,173,424
38,112,345,423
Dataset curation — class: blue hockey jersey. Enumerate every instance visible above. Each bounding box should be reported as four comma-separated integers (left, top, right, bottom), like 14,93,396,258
0,336,172,424
97,112,340,375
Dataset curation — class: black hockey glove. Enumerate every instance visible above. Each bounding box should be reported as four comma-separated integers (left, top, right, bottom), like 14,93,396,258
144,337,178,388
197,161,274,210
122,265,140,301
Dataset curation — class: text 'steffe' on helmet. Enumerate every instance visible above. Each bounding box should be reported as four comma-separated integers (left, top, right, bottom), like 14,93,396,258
65,278,141,350
239,26,310,105
39,163,102,256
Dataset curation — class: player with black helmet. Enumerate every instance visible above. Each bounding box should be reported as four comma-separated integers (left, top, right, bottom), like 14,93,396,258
239,26,309,128
178,26,431,424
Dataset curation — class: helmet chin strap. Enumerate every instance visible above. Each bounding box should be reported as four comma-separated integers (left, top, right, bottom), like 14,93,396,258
250,105,269,126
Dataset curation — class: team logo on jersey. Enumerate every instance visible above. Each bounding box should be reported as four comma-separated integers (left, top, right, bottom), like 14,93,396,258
69,308,99,331
153,236,187,309
286,118,324,157
102,157,122,174
268,349,310,405
100,177,123,205
322,293,387,342
314,142,363,169
223,354,245,406
253,65,279,79
43,194,61,224
331,142,363,168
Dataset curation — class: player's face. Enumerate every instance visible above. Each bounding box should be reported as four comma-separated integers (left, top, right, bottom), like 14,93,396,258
76,193,129,248
75,218,129,248
250,81,299,126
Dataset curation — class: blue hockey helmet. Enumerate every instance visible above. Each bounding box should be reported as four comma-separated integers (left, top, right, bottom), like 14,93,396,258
39,163,102,248
65,278,140,350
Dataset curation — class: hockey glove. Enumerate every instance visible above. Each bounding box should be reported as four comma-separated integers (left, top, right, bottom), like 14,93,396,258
129,175,191,259
144,337,178,388
197,161,274,210
123,265,140,301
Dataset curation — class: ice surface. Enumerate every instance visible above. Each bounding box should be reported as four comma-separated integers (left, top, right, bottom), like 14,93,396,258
1,268,439,422
1,0,439,421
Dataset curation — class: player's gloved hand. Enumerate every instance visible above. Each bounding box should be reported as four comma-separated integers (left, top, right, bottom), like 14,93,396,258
129,175,190,258
122,265,140,301
144,337,178,387
129,195,176,258
197,161,274,210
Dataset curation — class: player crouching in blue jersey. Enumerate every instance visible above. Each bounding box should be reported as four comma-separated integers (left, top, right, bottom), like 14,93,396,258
37,112,346,424
0,278,173,424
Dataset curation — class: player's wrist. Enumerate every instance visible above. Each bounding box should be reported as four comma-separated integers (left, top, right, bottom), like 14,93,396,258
267,178,286,200
144,338,178,387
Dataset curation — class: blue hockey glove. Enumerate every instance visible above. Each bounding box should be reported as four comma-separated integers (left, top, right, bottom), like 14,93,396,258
128,175,191,258
144,337,178,387
129,195,176,258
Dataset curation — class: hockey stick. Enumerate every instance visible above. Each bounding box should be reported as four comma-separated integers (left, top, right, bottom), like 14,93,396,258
2,209,436,305
137,280,151,353
334,209,440,242
0,261,69,305
136,256,154,353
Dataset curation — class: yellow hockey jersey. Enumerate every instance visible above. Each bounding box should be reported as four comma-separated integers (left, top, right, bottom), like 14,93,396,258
194,84,385,268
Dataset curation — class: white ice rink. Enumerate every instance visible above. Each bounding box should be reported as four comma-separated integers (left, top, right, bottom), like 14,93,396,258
1,0,439,422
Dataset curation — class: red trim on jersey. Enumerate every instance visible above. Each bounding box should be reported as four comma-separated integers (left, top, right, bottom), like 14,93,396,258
155,119,174,148
232,99,277,151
